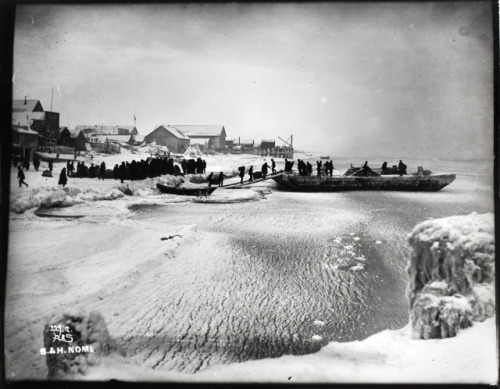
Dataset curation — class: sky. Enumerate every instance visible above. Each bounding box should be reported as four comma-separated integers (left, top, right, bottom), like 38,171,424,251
12,2,494,159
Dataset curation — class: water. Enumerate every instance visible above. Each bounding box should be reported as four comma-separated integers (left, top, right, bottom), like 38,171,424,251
123,163,493,374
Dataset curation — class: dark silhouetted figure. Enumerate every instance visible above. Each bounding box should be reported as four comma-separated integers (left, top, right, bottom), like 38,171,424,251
381,161,387,173
398,160,407,176
248,165,254,182
262,161,270,179
362,161,372,176
271,159,276,174
307,162,313,176
99,162,106,180
58,168,68,187
218,172,229,187
238,166,245,184
33,155,40,171
207,172,214,187
316,161,322,176
48,159,53,173
119,162,126,183
17,166,28,187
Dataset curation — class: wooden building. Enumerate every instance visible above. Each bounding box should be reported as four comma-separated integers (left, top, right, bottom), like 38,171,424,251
144,125,190,153
12,124,39,161
171,125,227,151
89,136,110,152
12,98,60,148
69,129,87,151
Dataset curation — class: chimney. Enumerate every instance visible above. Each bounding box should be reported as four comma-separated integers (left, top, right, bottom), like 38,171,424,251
24,96,27,105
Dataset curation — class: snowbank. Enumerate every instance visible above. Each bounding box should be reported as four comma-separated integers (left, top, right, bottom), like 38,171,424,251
406,213,495,339
36,213,497,383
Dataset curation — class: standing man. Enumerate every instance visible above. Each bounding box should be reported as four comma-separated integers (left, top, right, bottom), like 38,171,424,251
17,166,28,187
271,159,276,174
238,165,246,184
261,160,270,179
248,165,254,182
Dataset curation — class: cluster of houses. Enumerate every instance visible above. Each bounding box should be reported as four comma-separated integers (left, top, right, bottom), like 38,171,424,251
11,98,293,163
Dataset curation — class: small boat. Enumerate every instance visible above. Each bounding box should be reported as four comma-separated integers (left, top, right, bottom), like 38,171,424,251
156,183,217,196
320,155,330,159
272,172,456,192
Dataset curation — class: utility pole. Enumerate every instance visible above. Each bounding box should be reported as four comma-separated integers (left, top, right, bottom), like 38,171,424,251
50,88,53,111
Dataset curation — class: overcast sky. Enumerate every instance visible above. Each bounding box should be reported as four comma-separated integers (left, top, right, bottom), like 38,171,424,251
12,2,493,159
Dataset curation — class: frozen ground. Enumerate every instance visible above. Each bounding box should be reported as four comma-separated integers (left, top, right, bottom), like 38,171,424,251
4,150,497,383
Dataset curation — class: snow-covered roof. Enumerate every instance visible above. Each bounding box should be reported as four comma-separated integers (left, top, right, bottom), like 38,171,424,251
12,125,38,135
171,125,225,137
68,129,84,138
12,99,44,113
153,125,190,140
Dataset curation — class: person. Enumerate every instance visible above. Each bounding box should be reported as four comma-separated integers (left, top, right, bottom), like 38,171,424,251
33,155,40,171
328,160,334,176
238,165,245,184
99,162,106,180
261,160,270,179
307,161,313,176
398,160,407,176
271,158,276,174
207,172,214,187
362,161,372,176
381,161,388,173
58,167,68,187
248,165,254,182
48,159,53,173
218,171,229,187
316,161,322,176
17,166,28,187
119,162,126,183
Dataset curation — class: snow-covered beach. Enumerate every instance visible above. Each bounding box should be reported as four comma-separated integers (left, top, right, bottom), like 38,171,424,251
5,150,496,383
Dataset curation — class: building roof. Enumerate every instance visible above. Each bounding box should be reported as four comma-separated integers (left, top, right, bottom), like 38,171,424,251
12,125,39,135
75,125,135,134
170,125,225,137
68,129,85,138
261,139,275,143
12,99,44,113
152,125,190,140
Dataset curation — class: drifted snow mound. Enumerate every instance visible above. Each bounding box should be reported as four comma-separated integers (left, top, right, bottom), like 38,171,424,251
43,311,125,380
11,186,125,214
406,213,495,339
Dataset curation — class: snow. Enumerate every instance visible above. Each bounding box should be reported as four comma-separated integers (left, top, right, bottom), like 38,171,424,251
80,317,497,383
5,150,497,383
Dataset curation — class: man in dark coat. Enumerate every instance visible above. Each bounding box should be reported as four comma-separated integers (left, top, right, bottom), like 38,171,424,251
398,160,407,176
17,166,28,187
99,162,106,180
119,162,126,183
238,166,245,184
262,161,270,179
248,165,254,182
218,171,229,187
58,168,68,187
